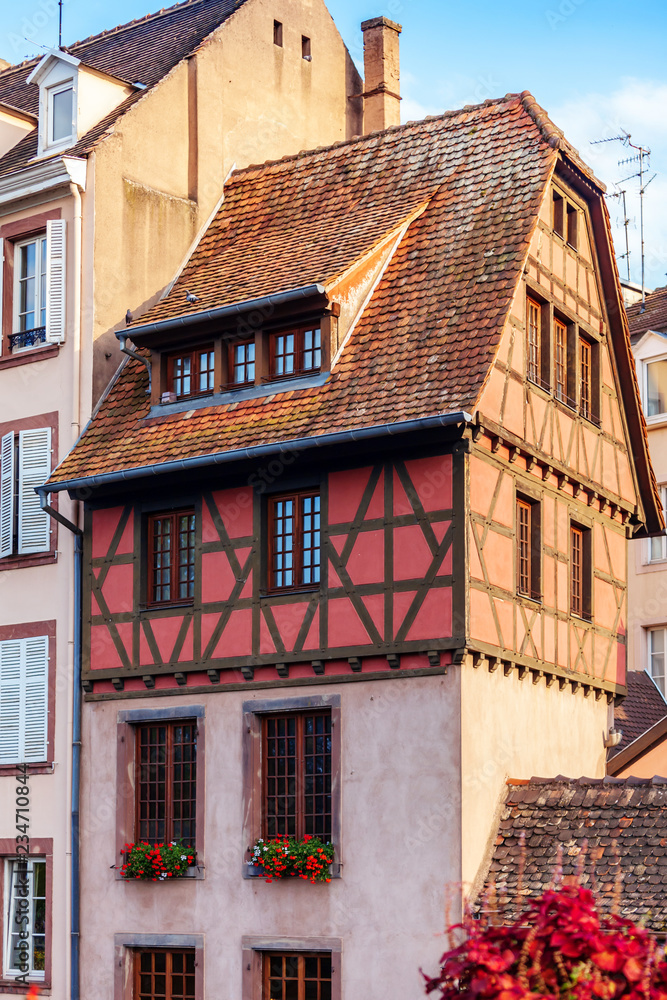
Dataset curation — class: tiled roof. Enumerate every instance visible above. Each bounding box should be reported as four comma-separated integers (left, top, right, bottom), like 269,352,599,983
0,0,249,177
610,670,667,758
481,777,667,932
627,285,667,339
49,93,558,484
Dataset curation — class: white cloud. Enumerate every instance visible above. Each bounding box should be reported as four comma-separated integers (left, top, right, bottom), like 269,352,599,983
550,78,667,290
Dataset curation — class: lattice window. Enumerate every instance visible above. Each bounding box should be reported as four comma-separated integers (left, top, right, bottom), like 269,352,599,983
169,348,214,399
268,491,320,591
136,722,197,845
148,511,195,605
526,299,541,385
134,949,195,1000
269,327,321,380
263,711,332,840
263,953,332,1000
554,319,567,402
516,500,531,597
230,340,255,386
4,858,46,980
579,337,592,420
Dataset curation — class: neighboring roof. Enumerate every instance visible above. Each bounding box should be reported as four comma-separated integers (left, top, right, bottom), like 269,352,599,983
628,284,667,341
46,94,563,483
45,91,662,538
0,0,249,177
609,670,667,759
481,777,667,932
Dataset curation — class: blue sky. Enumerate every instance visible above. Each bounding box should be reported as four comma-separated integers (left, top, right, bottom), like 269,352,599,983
2,0,666,287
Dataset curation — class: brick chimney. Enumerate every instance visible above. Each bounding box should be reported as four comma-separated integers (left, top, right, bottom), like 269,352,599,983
361,16,402,133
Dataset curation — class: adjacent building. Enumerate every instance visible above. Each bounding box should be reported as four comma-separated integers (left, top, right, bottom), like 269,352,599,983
0,1,367,995
626,286,667,699
41,91,662,998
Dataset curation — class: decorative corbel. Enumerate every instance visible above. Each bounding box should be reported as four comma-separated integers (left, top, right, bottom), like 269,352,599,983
276,663,289,678
207,669,220,684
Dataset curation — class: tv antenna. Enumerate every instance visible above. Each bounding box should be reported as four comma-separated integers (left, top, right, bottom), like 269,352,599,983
59,0,63,48
605,187,631,283
591,131,656,308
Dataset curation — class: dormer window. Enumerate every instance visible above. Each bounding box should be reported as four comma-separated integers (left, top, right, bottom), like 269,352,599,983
230,340,255,387
270,326,321,380
49,83,74,144
169,346,214,399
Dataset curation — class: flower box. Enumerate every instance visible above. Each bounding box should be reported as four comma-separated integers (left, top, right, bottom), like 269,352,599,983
120,841,196,881
249,836,334,883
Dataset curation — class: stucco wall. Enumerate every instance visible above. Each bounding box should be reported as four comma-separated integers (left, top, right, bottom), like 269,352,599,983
80,673,461,999
90,0,363,400
0,194,81,999
613,738,667,779
460,663,609,891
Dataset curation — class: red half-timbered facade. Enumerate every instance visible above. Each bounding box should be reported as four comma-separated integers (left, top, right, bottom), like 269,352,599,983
43,94,662,1000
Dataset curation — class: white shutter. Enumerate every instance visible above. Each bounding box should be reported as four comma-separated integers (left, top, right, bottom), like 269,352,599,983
23,636,48,762
0,639,22,764
0,431,15,559
45,219,66,344
0,637,48,764
18,427,51,555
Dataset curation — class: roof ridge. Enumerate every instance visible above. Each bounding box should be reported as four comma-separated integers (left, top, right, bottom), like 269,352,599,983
230,92,527,178
0,56,40,78
66,0,221,53
508,775,667,787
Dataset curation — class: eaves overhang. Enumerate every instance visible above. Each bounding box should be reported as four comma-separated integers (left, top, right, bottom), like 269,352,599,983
39,410,472,499
120,284,329,348
0,154,86,207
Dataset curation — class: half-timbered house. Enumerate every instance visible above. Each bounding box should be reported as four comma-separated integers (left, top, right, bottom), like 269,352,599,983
41,91,663,999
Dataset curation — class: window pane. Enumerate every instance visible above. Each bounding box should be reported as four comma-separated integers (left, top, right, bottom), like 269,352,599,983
7,859,46,978
52,87,73,142
647,361,667,418
650,629,666,696
526,300,540,384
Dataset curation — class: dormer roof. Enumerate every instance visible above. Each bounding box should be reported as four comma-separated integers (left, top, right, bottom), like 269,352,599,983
0,0,251,177
26,48,80,87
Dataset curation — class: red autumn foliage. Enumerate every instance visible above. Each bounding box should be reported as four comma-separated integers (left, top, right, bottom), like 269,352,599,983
424,885,667,1000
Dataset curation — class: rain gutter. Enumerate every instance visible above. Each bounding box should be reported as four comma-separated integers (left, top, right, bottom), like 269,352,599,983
117,284,327,341
37,411,472,496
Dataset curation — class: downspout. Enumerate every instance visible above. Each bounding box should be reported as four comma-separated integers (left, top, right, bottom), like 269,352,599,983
69,182,83,439
119,334,151,394
38,493,82,1000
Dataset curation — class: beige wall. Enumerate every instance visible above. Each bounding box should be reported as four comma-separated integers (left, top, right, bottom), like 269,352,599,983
90,0,363,399
79,674,461,999
460,663,609,892
613,737,667,778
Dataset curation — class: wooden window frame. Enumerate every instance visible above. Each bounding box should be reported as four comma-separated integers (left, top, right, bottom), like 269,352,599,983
135,720,197,847
566,202,578,250
242,938,341,1000
262,952,331,1000
115,707,205,879
570,522,592,621
133,948,195,1000
526,297,549,389
167,347,215,400
228,339,256,389
114,935,203,1000
266,490,321,593
242,696,341,877
268,326,322,382
262,710,332,841
554,318,568,403
0,838,53,993
516,495,541,602
146,509,196,607
579,336,592,421
553,191,565,239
